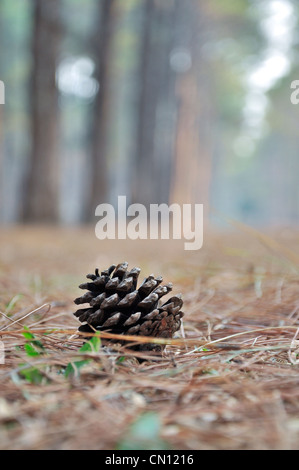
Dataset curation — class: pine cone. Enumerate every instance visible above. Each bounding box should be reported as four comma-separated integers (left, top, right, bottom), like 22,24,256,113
73,262,184,351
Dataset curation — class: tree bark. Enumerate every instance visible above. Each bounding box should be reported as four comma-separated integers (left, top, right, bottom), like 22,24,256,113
133,0,180,207
132,0,155,207
169,0,213,218
88,0,115,220
22,0,61,222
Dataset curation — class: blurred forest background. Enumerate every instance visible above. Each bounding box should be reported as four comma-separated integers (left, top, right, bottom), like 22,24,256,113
0,0,298,227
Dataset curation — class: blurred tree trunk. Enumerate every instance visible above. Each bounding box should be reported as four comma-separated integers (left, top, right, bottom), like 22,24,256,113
88,0,116,220
170,0,213,218
132,0,155,206
133,0,177,207
170,69,213,211
22,0,61,222
0,5,4,212
150,0,177,205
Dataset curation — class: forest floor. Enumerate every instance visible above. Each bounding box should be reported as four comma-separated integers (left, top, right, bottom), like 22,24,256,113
0,224,298,450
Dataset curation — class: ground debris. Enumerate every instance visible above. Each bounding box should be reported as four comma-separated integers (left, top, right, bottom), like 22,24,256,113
0,227,299,450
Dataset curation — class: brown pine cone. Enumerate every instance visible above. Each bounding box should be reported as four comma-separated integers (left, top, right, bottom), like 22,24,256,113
73,262,184,351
